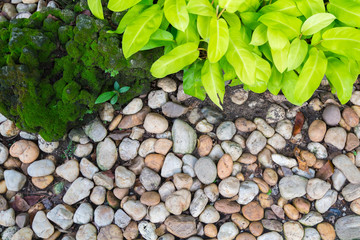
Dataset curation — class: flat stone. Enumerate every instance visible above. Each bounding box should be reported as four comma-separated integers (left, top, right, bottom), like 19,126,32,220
27,159,55,177
162,102,188,118
246,131,267,155
217,222,238,240
194,157,217,184
279,175,308,200
299,211,323,226
0,208,15,227
164,215,197,239
97,138,117,170
266,104,285,123
115,166,136,188
143,113,168,134
190,189,208,217
161,153,182,178
342,183,360,202
306,178,331,199
237,181,259,205
333,154,360,184
322,105,341,126
315,190,337,214
4,170,26,191
122,98,143,115
83,118,107,142
114,209,131,228
118,107,150,129
257,232,283,240
32,211,54,238
283,221,304,240
74,203,93,224
47,204,74,230
271,154,297,168
216,121,236,141
172,119,197,154
140,167,161,191
335,215,360,240
63,177,94,205
324,127,347,150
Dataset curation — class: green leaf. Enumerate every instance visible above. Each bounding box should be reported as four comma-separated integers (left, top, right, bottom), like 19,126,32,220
259,43,273,62
88,0,104,19
201,60,225,109
271,41,290,73
122,5,163,58
326,57,356,104
293,0,325,18
259,0,302,17
282,70,302,105
288,38,308,71
176,14,200,45
267,28,289,50
119,86,131,93
164,0,189,32
197,16,211,42
301,13,336,35
95,91,116,104
114,4,148,34
254,53,271,82
222,12,241,30
183,60,206,100
187,0,215,17
114,81,120,91
267,66,283,95
219,57,237,81
258,12,302,39
238,0,261,12
250,24,267,46
219,0,242,13
239,24,252,44
208,17,229,63
110,94,118,105
141,29,174,50
244,80,268,93
108,0,141,12
328,0,360,28
151,42,200,78
321,27,360,60
226,28,256,85
240,12,261,30
293,47,328,104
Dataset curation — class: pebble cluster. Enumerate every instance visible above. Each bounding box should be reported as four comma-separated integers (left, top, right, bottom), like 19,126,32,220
1,78,360,240
1,0,57,21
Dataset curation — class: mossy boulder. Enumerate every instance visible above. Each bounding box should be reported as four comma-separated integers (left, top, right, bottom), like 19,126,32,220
0,7,162,141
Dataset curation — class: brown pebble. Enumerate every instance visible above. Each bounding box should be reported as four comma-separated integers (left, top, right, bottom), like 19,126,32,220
343,107,359,127
9,140,40,164
46,230,61,240
317,222,336,240
140,191,160,206
217,154,233,179
238,153,257,164
308,120,327,142
350,198,360,215
4,157,22,169
0,195,8,211
0,180,7,194
231,213,250,229
236,232,256,240
98,224,123,240
144,154,165,172
109,114,123,131
249,221,263,237
214,199,241,214
313,159,327,169
118,107,150,129
277,197,288,208
113,188,129,200
173,173,193,190
253,177,270,193
197,135,213,157
235,118,256,132
155,224,166,236
346,133,360,151
242,202,264,221
300,150,317,167
292,197,310,214
258,193,273,208
204,224,217,238
107,191,119,208
154,139,173,155
284,204,300,220
339,118,351,131
32,175,54,189
123,221,138,240
271,205,285,219
263,168,278,186
316,160,334,180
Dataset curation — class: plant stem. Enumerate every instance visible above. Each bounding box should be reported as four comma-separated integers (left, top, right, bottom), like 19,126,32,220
218,8,226,19
198,48,207,51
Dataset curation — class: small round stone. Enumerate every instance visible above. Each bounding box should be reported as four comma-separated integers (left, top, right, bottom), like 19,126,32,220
143,113,168,134
322,105,341,126
231,89,248,105
308,120,327,142
343,107,359,127
242,202,264,221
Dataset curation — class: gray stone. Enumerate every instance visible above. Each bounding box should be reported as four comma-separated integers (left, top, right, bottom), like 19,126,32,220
74,143,93,158
83,118,107,142
275,120,293,140
97,138,117,170
208,144,224,160
115,166,136,188
16,3,36,13
68,128,89,144
333,154,360,184
199,205,220,224
307,142,327,159
267,133,286,150
138,138,156,157
306,178,331,200
194,157,217,184
19,131,37,140
114,209,131,228
80,158,99,179
4,170,26,191
261,219,282,232
315,189,337,213
322,104,341,126
74,203,93,224
266,104,285,123
32,211,54,238
159,181,176,202
279,175,308,200
148,90,168,109
218,176,240,198
139,221,157,240
342,183,360,202
258,232,283,240
271,154,297,168
148,203,170,223
123,98,143,115
189,189,208,217
27,159,55,177
0,208,15,227
201,106,224,125
143,113,168,134
161,153,182,178
230,88,248,105
246,130,267,155
324,127,347,150
56,160,79,182
217,222,238,240
2,3,17,19
221,141,242,161
1,226,18,240
0,143,9,164
283,221,304,240
299,211,323,226
216,121,236,141
335,215,360,240
157,77,177,92
76,223,97,240
63,177,94,205
37,136,59,153
47,204,73,230
99,102,114,122
140,167,161,191
303,228,320,240
162,102,188,118
254,118,275,137
119,138,139,161
94,205,114,227
237,180,259,205
172,119,197,154
123,200,147,221
332,169,347,191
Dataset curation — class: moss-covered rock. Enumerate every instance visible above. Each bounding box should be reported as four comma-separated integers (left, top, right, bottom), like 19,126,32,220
0,7,162,141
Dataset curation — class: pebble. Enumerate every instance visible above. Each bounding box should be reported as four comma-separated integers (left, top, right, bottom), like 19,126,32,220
332,154,360,184
138,221,157,240
308,120,327,142
157,77,177,92
2,3,17,19
140,167,161,191
56,160,79,182
221,141,242,161
145,153,164,172
217,154,233,179
324,127,347,150
196,120,214,133
201,106,224,125
27,159,55,177
0,208,15,227
346,133,359,151
80,158,99,179
199,205,220,223
261,219,282,232
307,142,328,159
303,228,321,240
119,138,139,161
217,222,238,240
343,107,359,127
37,136,59,153
4,170,26,191
275,120,293,140
172,119,197,154
317,222,336,240
342,183,360,201
148,203,170,223
332,169,347,191
148,90,168,109
115,166,136,188
279,175,308,200
0,120,19,137
194,157,217,184
63,177,94,205
254,118,275,137
154,138,172,155
214,199,240,214
143,113,168,134
173,173,193,190
335,215,360,240
306,178,331,199
83,118,107,142
258,149,273,168
47,204,74,230
322,105,341,126
161,153,182,178
123,200,147,221
218,176,240,198
140,191,160,206
113,209,131,228
1,226,18,240
118,107,150,129
235,118,256,132
96,138,117,170
0,143,8,165
123,98,143,115
98,224,123,240
237,181,259,205
74,143,93,158
204,224,217,238
246,131,267,155
209,144,225,160
350,198,360,215
68,128,90,144
11,227,33,240
19,131,37,140
283,221,304,240
76,224,97,240
162,102,188,118
230,88,248,105
216,121,236,140
242,202,264,221
94,205,114,227
90,186,106,205
165,189,191,215
177,84,192,101
74,203,93,224
231,213,249,229
190,189,208,217
99,102,114,122
138,138,156,157
32,211,54,238
271,154,297,168
284,204,300,220
164,215,197,238
299,211,323,226
197,135,213,157
9,140,39,164
257,232,283,240
266,104,285,123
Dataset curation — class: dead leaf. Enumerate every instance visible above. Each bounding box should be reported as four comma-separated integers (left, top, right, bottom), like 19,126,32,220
294,147,308,172
316,160,334,180
292,112,305,136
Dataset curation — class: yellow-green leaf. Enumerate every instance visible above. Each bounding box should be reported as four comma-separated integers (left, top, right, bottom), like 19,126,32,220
254,53,271,82
267,66,283,95
176,14,199,45
219,0,241,13
259,0,302,17
183,60,206,100
250,24,267,46
150,42,199,78
238,0,260,12
294,47,328,104
282,70,302,105
108,0,141,12
301,13,336,35
328,0,360,28
141,29,174,50
164,0,189,32
187,0,215,17
201,60,225,109
293,0,325,18
114,4,148,34
88,0,104,19
222,12,241,30
267,28,289,50
197,16,211,42
208,17,229,63
122,5,163,58
271,41,290,73
258,12,302,39
288,38,308,70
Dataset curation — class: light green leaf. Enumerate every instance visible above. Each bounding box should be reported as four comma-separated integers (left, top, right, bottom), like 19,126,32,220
239,24,252,44
222,12,241,30
88,0,104,19
253,54,271,82
259,43,273,62
208,17,229,63
164,0,189,32
119,86,130,93
219,57,237,81
294,47,328,104
244,80,268,93
321,27,360,60
108,0,141,12
267,28,289,50
151,42,199,78
122,5,163,58
240,12,261,30
282,70,302,105
187,0,215,16
301,13,336,35
114,4,148,34
110,94,118,105
219,0,241,13
176,14,199,45
326,57,356,104
238,0,260,12
293,0,325,18
141,29,174,50
250,24,267,46
271,41,290,73
267,66,283,95
259,0,302,17
95,91,116,104
226,28,257,85
327,0,360,28
183,60,206,100
258,12,302,39
201,60,225,109
288,38,308,70
197,16,211,42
